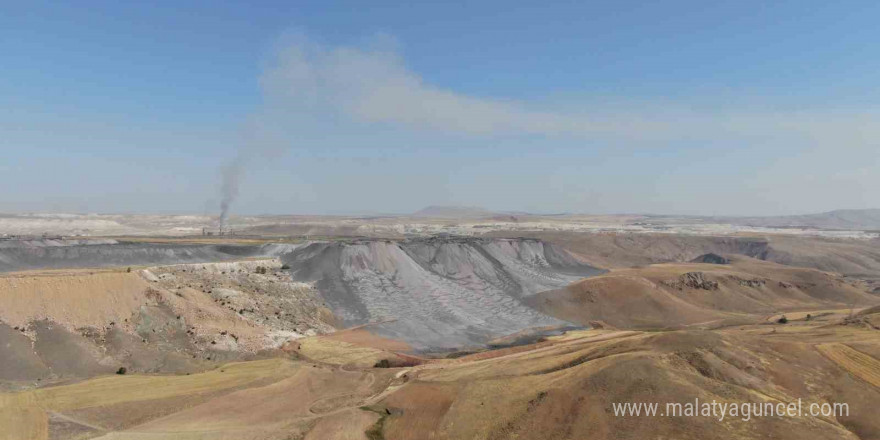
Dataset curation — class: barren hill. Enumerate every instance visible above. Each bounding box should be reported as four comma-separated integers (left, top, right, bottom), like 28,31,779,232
283,237,604,350
715,208,880,230
489,231,880,286
2,234,880,439
4,323,879,440
528,256,880,329
0,260,335,388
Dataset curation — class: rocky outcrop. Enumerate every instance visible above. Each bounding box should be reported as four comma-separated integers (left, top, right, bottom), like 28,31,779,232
663,272,719,291
588,320,615,330
730,276,766,288
690,253,730,264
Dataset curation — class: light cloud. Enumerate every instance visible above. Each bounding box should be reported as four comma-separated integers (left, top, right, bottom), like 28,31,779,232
259,36,880,147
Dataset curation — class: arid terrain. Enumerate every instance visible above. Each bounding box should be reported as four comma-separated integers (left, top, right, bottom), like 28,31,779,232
4,208,879,239
8,0,880,437
2,211,880,439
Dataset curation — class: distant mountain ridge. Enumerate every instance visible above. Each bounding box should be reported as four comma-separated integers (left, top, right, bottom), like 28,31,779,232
411,205,496,218
410,207,880,230
714,209,880,230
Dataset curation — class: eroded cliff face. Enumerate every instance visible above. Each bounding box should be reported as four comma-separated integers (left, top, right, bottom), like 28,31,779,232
0,258,337,388
283,237,604,350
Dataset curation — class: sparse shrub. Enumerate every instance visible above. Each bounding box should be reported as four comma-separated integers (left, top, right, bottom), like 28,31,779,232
362,406,390,440
280,264,290,270
777,315,788,324
126,267,131,273
805,314,812,321
116,367,127,375
370,357,420,368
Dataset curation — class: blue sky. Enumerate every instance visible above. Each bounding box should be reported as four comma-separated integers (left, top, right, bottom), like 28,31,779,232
2,1,878,216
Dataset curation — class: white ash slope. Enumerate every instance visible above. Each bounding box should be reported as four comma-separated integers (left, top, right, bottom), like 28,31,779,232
283,237,604,350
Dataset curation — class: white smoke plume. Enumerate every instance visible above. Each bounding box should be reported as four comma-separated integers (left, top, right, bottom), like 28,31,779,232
215,33,879,221
260,36,880,144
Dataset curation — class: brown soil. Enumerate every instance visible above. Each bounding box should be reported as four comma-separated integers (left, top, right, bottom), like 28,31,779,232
528,257,880,329
320,328,413,352
2,319,879,439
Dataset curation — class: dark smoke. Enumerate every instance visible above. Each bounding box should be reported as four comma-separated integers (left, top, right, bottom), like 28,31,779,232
216,118,284,230
219,157,245,231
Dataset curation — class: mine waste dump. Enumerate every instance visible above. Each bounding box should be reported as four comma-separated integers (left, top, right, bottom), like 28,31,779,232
0,238,298,272
282,237,605,350
0,237,604,352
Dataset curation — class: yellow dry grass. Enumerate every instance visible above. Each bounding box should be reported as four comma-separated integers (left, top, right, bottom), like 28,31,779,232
304,408,379,440
321,328,413,352
0,357,387,440
295,336,392,367
545,328,614,342
0,407,47,440
3,324,880,440
817,343,880,388
0,271,150,329
0,359,304,440
419,331,644,383
3,358,296,413
131,366,372,432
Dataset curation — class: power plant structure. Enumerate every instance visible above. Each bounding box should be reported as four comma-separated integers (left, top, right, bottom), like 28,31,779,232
201,226,231,236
